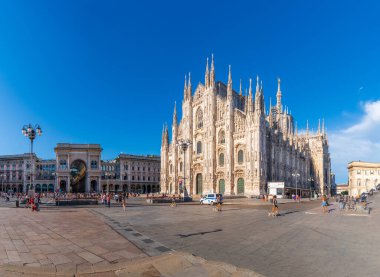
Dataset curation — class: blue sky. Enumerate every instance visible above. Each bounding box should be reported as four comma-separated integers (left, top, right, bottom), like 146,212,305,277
0,0,380,183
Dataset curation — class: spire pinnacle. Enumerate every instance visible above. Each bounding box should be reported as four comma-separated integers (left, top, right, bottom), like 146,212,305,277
306,120,309,136
322,118,325,134
318,119,321,134
239,79,242,96
187,72,192,99
249,78,253,96
210,54,215,87
276,77,282,113
183,74,187,98
205,57,210,88
173,101,177,125
277,77,281,92
256,75,260,93
228,65,232,84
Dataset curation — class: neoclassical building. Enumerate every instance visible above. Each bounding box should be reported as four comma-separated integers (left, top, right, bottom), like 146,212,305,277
347,161,380,195
160,56,331,197
0,143,160,193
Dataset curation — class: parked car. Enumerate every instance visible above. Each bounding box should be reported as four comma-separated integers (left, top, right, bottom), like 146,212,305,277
200,193,223,205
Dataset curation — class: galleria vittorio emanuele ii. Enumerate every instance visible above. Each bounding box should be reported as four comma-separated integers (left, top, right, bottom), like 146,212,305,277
160,56,331,197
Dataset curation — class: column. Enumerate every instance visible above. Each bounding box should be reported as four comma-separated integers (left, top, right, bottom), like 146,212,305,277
67,176,70,192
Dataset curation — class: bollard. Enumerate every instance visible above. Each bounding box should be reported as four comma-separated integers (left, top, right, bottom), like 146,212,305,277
15,199,19,208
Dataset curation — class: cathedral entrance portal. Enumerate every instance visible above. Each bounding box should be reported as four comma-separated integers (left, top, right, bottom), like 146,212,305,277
237,178,244,195
219,179,225,194
70,160,86,193
196,173,202,195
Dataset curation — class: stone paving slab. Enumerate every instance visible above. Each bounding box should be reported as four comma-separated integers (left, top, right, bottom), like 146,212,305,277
0,205,262,276
0,207,148,275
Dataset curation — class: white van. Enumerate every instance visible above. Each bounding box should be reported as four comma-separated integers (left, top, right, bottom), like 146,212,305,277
200,193,223,205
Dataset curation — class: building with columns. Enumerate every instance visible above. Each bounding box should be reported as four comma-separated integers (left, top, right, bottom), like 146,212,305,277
0,143,160,193
347,161,380,196
160,56,332,197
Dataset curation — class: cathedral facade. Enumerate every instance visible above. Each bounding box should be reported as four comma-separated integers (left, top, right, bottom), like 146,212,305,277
160,56,331,197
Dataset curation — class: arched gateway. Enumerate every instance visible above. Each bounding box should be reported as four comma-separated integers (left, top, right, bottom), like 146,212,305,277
70,160,86,193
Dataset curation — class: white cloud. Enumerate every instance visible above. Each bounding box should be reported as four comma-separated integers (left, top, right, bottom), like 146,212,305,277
330,100,380,183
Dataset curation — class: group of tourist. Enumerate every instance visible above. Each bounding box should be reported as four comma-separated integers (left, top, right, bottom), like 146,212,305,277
336,195,363,211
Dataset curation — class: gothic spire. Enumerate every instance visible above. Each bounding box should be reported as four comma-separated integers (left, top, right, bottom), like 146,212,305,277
247,78,254,113
322,118,325,135
249,78,253,97
239,79,242,96
276,77,282,113
183,74,187,99
228,65,232,84
187,72,192,99
210,54,215,87
161,124,165,145
172,101,177,126
318,119,321,134
256,75,260,94
227,65,233,100
205,57,210,88
306,120,309,136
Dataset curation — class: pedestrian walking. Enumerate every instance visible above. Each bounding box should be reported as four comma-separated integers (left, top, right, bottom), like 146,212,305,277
217,194,222,212
321,195,328,213
269,195,279,217
107,194,111,208
122,197,126,212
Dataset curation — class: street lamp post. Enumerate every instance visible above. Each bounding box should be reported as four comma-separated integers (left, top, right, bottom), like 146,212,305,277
176,139,192,199
21,124,42,192
292,172,300,203
105,173,111,194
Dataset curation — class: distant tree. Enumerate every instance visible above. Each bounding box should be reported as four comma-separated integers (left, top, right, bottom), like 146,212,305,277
341,191,349,196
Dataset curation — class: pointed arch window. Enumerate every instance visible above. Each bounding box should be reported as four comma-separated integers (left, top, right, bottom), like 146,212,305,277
197,141,202,154
219,153,224,167
238,150,244,164
196,108,203,129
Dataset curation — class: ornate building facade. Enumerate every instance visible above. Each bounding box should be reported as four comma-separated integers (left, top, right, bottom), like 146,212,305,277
160,56,331,197
347,161,380,196
0,144,160,193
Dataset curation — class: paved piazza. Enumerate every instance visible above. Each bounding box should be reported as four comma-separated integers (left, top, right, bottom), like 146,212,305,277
0,196,378,276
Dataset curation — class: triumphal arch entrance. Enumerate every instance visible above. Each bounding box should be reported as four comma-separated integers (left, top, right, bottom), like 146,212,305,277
54,144,102,193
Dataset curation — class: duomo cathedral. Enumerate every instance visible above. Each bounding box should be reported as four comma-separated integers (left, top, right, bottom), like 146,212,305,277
160,56,331,197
